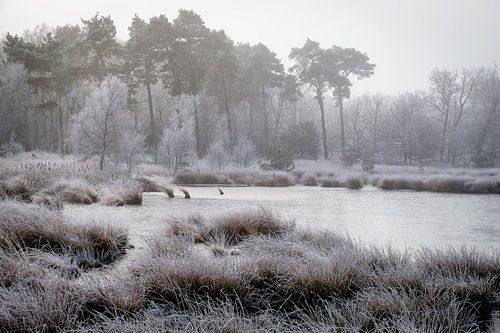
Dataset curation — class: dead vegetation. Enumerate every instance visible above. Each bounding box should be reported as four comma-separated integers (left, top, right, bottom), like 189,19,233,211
0,207,499,332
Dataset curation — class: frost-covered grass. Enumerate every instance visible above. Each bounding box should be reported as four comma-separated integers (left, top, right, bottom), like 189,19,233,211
301,173,318,186
371,174,500,194
0,201,129,274
101,181,143,206
48,179,100,204
1,207,498,332
2,153,500,195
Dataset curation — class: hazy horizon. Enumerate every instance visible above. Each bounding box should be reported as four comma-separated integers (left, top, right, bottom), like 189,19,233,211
1,0,499,96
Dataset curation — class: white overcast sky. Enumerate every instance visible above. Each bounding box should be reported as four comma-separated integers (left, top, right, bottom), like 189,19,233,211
1,0,499,96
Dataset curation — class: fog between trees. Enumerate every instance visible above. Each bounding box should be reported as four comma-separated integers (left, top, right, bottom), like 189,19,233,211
1,11,499,170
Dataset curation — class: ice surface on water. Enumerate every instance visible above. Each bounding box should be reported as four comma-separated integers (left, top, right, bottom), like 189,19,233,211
65,186,500,252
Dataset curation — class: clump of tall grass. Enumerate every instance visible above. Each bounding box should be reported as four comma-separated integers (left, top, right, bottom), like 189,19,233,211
32,192,64,210
301,173,318,186
174,172,227,185
346,176,363,189
48,179,99,204
101,182,143,206
320,176,343,187
136,175,174,197
1,206,499,332
0,176,33,202
255,172,295,187
122,213,499,332
319,175,364,189
0,201,129,271
0,279,87,332
198,209,295,246
375,175,500,194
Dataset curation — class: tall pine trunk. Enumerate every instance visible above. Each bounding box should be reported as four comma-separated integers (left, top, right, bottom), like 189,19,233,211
58,99,64,155
145,82,156,147
338,96,346,160
262,85,268,141
248,102,254,140
316,92,329,160
219,64,235,145
193,96,202,157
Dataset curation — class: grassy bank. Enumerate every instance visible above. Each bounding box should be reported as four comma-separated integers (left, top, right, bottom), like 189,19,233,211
0,205,498,332
2,153,500,199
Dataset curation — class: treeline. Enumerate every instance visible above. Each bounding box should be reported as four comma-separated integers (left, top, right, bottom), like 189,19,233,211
0,11,499,169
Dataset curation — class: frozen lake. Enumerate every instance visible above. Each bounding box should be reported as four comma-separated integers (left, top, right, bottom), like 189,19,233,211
65,186,500,252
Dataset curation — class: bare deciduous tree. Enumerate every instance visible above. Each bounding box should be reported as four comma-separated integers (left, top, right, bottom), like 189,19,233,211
70,77,131,169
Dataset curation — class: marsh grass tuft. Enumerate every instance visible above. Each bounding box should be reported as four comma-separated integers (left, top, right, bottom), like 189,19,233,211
48,179,99,204
102,182,143,206
0,203,499,332
0,176,33,202
0,201,129,272
198,209,295,246
301,173,318,186
346,177,363,189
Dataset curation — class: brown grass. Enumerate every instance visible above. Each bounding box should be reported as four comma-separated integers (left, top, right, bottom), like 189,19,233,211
346,177,363,190
49,179,99,204
0,176,33,202
198,209,294,246
0,207,499,332
301,173,318,186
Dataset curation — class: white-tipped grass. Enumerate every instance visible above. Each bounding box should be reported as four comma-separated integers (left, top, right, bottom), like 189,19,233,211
116,210,500,332
136,175,175,197
101,181,143,206
48,179,99,204
0,176,33,202
0,200,129,273
373,174,500,194
32,192,64,210
1,207,499,332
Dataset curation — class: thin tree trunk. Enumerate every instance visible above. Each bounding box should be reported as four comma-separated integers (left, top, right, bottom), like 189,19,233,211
338,96,346,160
193,96,202,157
262,85,268,141
219,64,234,145
275,94,284,133
316,92,329,160
476,108,496,160
146,82,156,144
440,112,449,162
99,152,105,170
248,102,254,140
57,94,64,155
372,114,378,160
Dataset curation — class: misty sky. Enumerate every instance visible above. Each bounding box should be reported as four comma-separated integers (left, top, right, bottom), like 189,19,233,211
1,0,499,96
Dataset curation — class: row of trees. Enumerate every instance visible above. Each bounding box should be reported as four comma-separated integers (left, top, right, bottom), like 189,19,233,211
340,65,500,167
0,11,499,169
